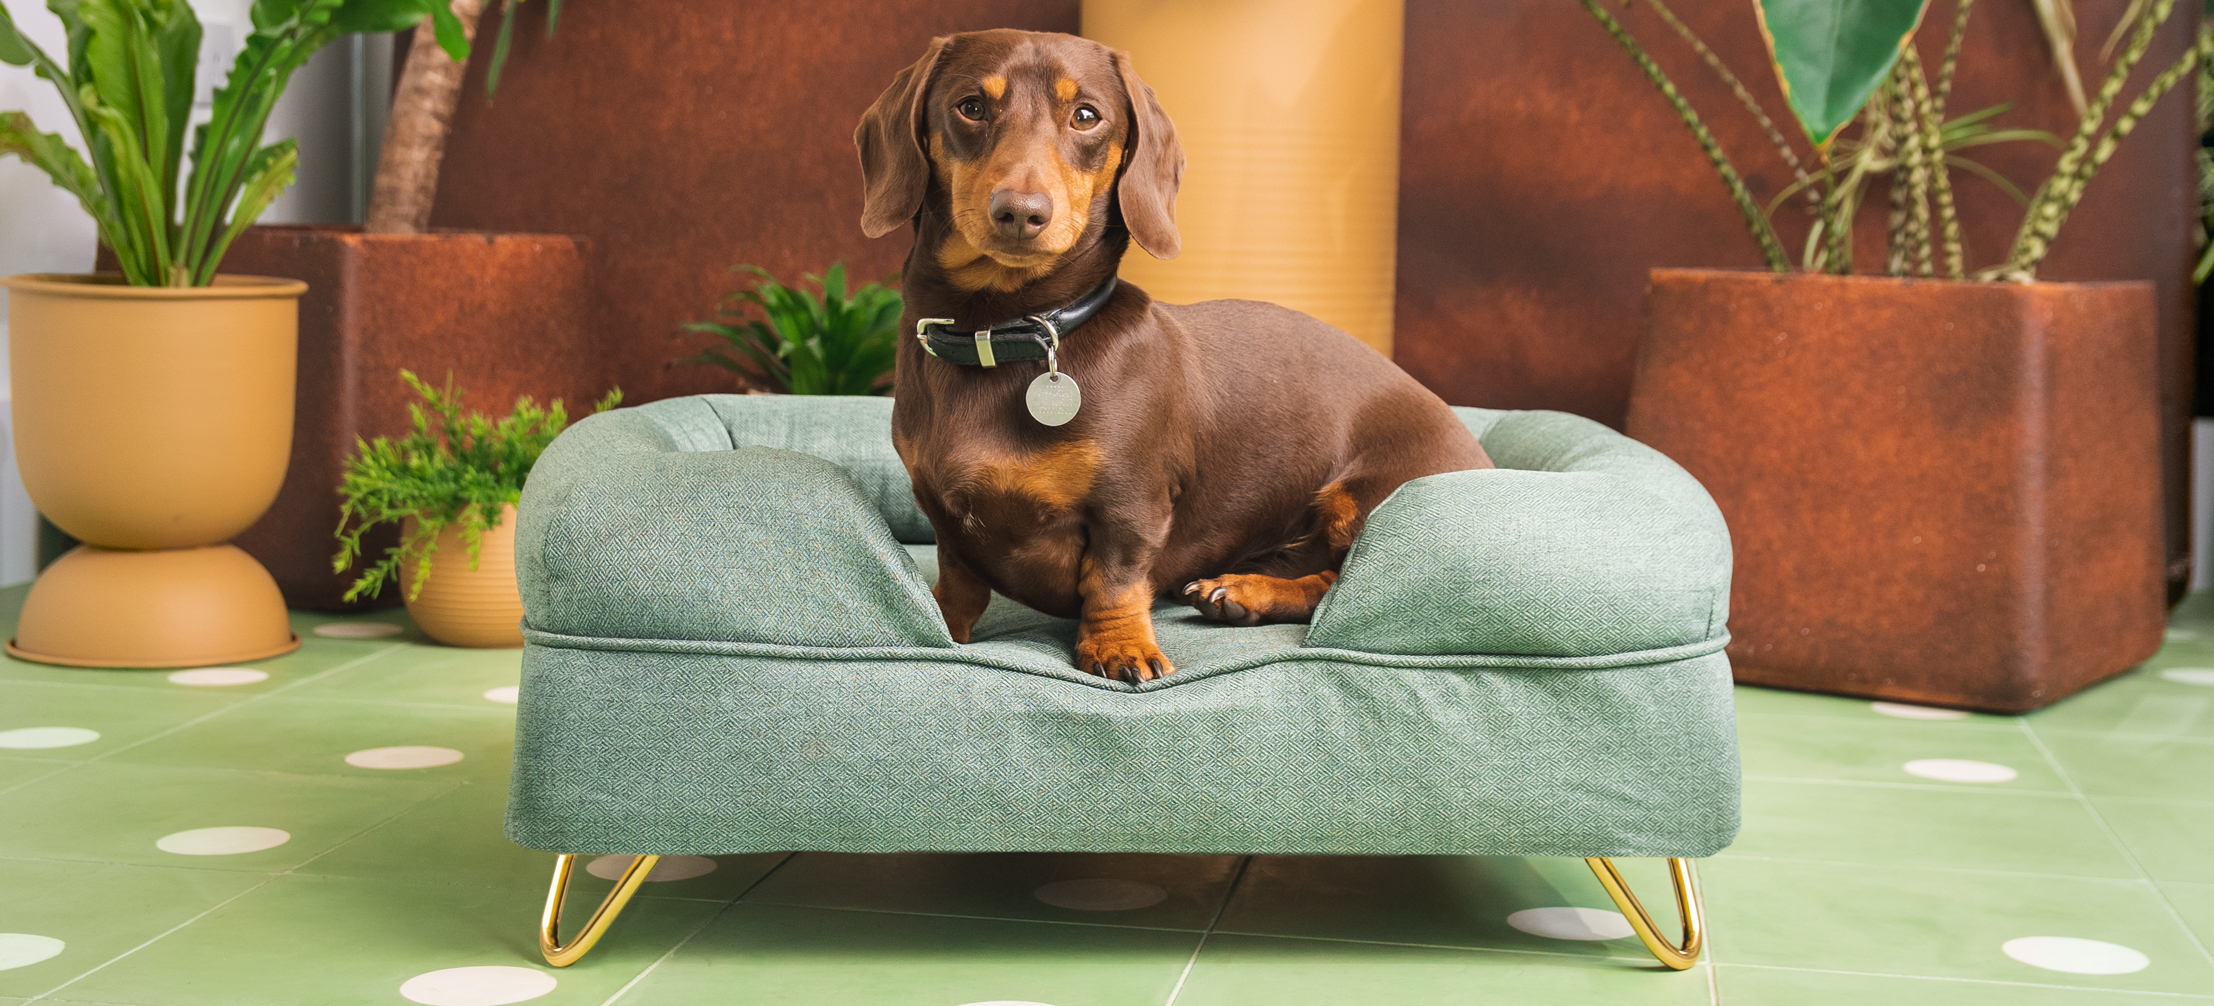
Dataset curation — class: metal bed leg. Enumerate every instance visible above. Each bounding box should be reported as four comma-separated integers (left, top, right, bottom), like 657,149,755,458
1584,856,1704,970
540,853,659,966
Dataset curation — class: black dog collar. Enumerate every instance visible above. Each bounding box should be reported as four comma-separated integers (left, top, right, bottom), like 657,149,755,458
915,277,1118,367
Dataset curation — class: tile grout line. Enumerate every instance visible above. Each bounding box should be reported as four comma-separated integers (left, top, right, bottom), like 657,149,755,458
2016,718,2214,970
25,873,284,1003
24,768,467,1004
1713,961,2214,999
1709,852,2150,885
0,643,409,801
599,851,800,1006
1162,855,1253,1006
1739,773,2076,796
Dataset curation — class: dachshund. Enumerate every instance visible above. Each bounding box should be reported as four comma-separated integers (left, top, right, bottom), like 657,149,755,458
856,29,1491,683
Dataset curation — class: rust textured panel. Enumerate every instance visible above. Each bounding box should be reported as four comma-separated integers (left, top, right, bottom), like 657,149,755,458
215,225,602,611
429,0,1081,405
1398,0,2198,594
1630,269,2164,712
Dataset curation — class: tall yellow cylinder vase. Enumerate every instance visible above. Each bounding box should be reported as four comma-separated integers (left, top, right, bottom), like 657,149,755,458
4,274,305,668
1083,0,1404,355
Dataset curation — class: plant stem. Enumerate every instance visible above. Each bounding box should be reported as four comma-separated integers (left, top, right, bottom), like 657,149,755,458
1934,0,1974,118
1578,0,1790,271
1644,0,1819,214
1901,47,1967,279
2047,25,2214,250
365,0,485,234
1884,83,1912,275
2005,0,2178,275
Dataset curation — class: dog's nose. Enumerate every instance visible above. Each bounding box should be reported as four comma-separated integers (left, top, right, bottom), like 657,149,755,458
989,188,1053,240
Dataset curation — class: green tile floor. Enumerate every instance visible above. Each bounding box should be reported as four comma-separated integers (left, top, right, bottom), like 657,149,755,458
2,583,2212,1005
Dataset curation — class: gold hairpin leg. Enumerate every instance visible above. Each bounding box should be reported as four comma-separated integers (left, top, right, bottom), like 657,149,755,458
1584,856,1704,970
540,853,659,967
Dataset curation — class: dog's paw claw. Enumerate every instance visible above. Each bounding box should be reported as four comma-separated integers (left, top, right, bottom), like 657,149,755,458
1184,575,1273,627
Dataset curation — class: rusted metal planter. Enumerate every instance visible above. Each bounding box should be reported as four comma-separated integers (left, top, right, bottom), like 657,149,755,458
210,226,601,611
1627,268,2164,712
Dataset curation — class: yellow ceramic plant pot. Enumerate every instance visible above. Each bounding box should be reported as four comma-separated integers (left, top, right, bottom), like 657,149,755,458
1083,0,1405,355
399,504,525,648
4,273,305,668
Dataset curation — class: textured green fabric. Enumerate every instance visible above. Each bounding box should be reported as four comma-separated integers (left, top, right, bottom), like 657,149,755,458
507,394,1740,857
1311,411,1732,657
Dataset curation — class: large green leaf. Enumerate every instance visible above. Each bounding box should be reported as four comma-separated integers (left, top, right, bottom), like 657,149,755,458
1754,0,1933,148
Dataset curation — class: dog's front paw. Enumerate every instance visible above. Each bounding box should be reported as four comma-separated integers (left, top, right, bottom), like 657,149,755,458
1074,634,1174,685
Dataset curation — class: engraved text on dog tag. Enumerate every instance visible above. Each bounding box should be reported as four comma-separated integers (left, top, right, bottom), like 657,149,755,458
1026,372,1082,426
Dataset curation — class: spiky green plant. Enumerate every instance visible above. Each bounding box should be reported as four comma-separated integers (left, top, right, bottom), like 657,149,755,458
1582,0,2208,281
677,262,902,396
334,370,619,602
0,0,469,287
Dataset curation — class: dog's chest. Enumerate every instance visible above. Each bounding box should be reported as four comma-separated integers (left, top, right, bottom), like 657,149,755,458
926,439,1103,535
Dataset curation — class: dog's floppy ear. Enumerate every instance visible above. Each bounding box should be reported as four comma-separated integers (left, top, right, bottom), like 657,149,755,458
1112,50,1184,260
855,36,950,238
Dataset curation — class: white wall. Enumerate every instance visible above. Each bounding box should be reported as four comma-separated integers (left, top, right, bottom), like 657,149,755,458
0,0,389,586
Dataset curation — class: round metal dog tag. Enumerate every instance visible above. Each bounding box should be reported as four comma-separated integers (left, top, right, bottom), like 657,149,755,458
1026,371,1082,426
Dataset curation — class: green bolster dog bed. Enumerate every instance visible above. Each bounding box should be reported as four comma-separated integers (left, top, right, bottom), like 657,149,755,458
506,394,1739,858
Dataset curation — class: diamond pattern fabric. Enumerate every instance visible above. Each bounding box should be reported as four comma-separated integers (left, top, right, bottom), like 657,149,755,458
506,395,1740,857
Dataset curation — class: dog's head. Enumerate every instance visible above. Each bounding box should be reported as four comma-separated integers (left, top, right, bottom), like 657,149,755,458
855,30,1183,291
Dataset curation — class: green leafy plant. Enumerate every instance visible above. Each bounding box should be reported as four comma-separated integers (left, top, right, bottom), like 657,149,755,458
677,262,902,396
1582,0,2210,281
0,0,468,287
333,370,619,602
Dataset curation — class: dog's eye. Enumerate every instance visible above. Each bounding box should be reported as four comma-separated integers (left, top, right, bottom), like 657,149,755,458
1072,105,1101,129
957,97,987,121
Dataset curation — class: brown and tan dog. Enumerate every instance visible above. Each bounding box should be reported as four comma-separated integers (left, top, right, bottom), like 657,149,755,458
857,29,1491,684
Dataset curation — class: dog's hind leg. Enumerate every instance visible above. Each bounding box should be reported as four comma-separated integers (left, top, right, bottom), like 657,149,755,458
1182,481,1365,626
1182,570,1339,626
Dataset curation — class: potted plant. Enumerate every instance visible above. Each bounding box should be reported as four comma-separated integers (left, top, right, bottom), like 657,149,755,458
675,262,903,395
209,0,604,613
0,0,465,668
333,370,617,647
1585,0,2204,711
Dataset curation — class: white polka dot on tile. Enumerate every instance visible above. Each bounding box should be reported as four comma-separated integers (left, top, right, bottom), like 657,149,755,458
0,727,99,750
1871,701,1968,720
1904,758,2019,783
156,826,290,856
345,746,464,770
1506,906,1636,941
2002,936,2150,975
586,854,718,882
1033,878,1168,911
313,622,402,639
2161,668,2214,686
482,686,520,704
0,933,65,971
168,667,268,687
399,965,557,1005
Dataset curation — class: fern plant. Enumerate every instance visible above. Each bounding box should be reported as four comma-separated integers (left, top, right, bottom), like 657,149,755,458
677,262,902,395
333,370,619,602
0,0,466,287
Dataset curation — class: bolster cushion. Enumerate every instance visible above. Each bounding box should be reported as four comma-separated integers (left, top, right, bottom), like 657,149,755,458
1308,410,1732,657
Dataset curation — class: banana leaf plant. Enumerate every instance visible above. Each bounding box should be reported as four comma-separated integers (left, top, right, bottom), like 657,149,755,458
0,0,470,287
1582,0,2211,281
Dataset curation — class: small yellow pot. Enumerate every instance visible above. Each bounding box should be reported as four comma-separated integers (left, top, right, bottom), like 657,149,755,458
399,504,524,648
4,273,305,668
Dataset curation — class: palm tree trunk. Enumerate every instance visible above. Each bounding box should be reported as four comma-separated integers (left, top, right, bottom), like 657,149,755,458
364,0,486,234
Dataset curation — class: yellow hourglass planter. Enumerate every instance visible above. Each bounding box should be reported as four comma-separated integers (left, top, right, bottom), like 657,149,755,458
4,273,305,667
1083,0,1405,355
